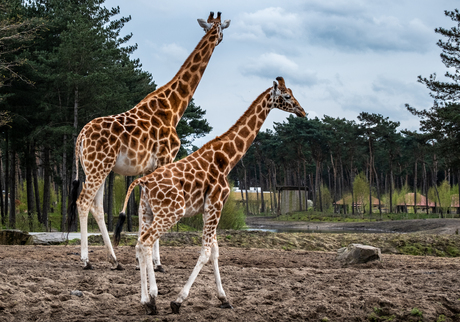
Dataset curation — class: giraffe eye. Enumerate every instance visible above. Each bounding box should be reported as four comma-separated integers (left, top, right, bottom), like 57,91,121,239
284,94,291,99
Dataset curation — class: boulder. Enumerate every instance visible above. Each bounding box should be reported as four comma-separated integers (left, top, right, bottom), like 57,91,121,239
0,229,34,245
337,243,381,265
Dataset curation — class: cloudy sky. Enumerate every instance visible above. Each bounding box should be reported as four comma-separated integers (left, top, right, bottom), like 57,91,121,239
105,0,458,147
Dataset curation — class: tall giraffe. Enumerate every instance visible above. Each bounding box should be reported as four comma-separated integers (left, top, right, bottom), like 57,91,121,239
114,77,306,315
69,12,231,270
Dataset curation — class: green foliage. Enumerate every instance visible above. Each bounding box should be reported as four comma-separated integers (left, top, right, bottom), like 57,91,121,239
353,172,369,213
410,307,423,317
315,185,332,212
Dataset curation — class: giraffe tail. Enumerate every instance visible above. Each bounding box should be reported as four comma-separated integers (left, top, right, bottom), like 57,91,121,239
114,178,141,246
67,179,80,233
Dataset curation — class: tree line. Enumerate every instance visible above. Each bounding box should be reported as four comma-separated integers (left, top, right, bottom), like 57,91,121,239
0,0,211,230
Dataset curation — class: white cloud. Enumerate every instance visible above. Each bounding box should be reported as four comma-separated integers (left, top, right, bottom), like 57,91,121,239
230,7,301,41
241,52,319,86
158,43,188,63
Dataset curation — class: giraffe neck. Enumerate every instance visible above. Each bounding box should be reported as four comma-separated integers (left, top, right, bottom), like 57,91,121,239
197,88,272,175
140,26,220,127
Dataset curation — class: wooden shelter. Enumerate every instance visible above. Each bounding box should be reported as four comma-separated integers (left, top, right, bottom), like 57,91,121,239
334,195,381,214
395,193,435,213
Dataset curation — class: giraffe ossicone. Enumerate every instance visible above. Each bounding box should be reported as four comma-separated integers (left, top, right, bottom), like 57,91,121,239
114,77,306,315
68,11,230,271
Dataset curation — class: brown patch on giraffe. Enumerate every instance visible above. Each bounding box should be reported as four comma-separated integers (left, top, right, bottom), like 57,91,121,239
87,153,96,162
137,119,150,132
184,181,192,192
222,142,236,157
182,71,191,83
234,136,245,152
164,88,171,97
190,63,199,73
150,115,162,129
209,165,219,179
190,74,200,89
239,126,250,138
196,157,209,171
169,91,180,109
247,115,257,129
124,125,135,133
192,52,202,63
171,82,177,90
214,151,228,172
108,134,118,146
111,122,124,135
178,81,189,98
132,127,142,139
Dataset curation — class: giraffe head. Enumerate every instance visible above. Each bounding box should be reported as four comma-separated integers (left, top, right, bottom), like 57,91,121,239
197,11,231,45
270,77,306,117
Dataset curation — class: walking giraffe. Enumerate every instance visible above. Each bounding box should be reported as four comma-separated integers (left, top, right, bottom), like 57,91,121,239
68,12,231,270
114,77,306,314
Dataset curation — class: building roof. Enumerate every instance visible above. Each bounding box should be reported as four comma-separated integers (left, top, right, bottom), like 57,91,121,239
396,193,435,207
335,195,380,206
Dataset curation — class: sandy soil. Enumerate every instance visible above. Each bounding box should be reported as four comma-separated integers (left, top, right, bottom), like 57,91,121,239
1,244,460,321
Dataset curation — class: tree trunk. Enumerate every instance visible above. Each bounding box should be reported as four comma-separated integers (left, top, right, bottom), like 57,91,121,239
42,147,50,231
0,153,4,226
32,145,41,224
389,162,393,213
414,159,418,215
297,161,302,211
9,149,16,228
4,132,9,226
72,87,79,182
258,161,265,213
107,171,114,231
373,164,382,220
60,135,68,231
26,144,35,231
317,160,323,212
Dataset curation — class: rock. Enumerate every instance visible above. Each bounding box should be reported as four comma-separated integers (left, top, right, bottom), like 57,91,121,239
337,243,381,265
0,230,34,245
70,290,83,297
31,232,68,245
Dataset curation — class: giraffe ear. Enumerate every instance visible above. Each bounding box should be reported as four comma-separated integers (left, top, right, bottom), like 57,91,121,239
272,81,278,97
197,19,212,31
221,19,231,30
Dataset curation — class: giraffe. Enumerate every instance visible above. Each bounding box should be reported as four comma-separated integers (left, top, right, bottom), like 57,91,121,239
68,12,231,270
114,77,306,315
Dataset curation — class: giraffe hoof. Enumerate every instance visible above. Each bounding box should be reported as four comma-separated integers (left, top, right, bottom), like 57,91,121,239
83,262,94,270
111,263,124,271
220,302,233,309
144,297,158,315
170,301,181,314
154,265,165,273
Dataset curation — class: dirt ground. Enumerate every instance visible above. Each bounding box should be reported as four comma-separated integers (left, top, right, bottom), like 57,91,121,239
1,243,460,321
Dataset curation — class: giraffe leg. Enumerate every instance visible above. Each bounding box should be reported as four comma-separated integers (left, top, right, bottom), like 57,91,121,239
152,239,164,272
91,182,122,270
210,239,232,309
77,174,114,270
171,245,212,313
136,242,158,315
136,189,165,272
79,208,92,270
